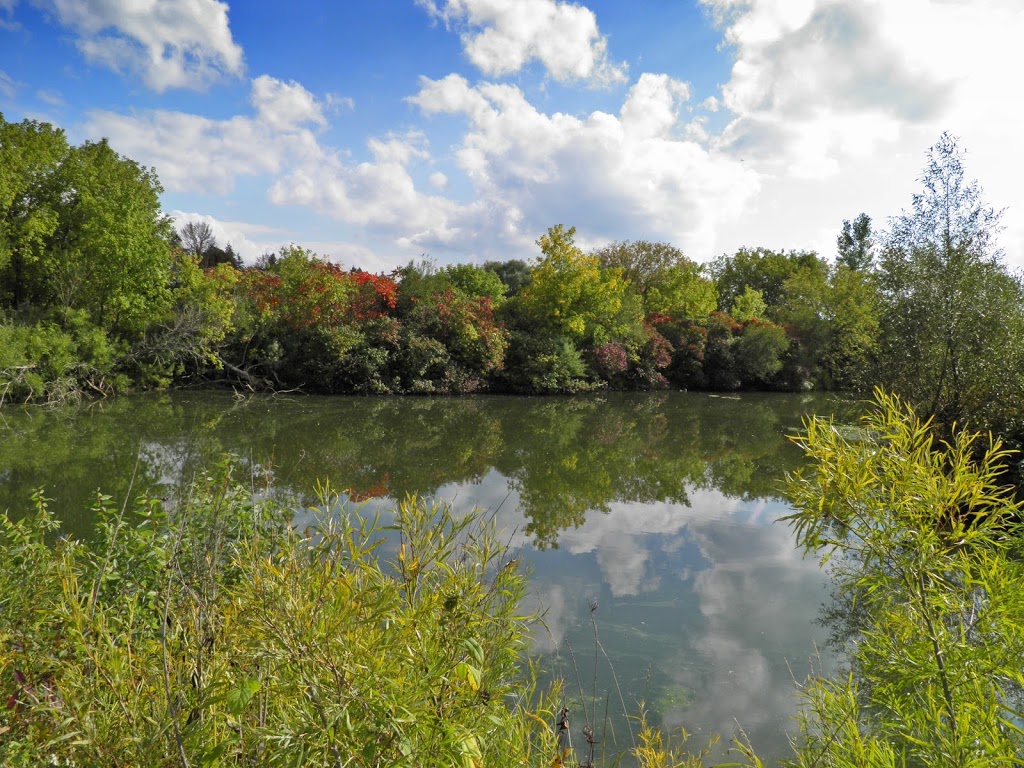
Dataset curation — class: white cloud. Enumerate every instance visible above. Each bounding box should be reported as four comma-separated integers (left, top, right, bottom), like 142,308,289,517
697,0,1024,264
0,70,16,98
169,210,398,272
418,0,626,85
268,130,480,250
251,75,326,131
85,75,328,195
29,0,243,91
87,73,480,263
87,109,281,195
410,72,759,259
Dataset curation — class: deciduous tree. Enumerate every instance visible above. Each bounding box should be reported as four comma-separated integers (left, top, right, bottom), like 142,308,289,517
48,139,173,335
516,225,639,345
874,133,1024,437
0,115,68,309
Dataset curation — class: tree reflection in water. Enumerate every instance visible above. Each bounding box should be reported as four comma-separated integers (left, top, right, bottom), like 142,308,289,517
0,390,858,762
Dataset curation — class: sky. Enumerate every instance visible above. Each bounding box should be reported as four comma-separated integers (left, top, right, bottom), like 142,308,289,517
1,0,1022,272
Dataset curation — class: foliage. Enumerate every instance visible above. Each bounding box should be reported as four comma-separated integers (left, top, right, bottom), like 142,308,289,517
784,391,1024,766
442,263,509,306
594,240,718,322
628,324,674,389
874,133,1024,439
710,247,827,318
0,463,565,767
483,259,532,297
837,212,874,271
730,286,767,323
0,311,123,404
735,321,789,387
517,225,640,346
0,115,68,309
702,312,742,391
501,331,597,394
646,263,718,322
395,287,509,394
778,263,880,390
48,139,174,336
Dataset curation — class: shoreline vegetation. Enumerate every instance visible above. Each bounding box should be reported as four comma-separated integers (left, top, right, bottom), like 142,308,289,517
4,116,1024,450
5,119,1024,763
4,393,1024,765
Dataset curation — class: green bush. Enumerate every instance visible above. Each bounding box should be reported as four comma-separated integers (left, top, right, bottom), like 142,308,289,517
0,461,563,766
0,313,123,404
784,391,1024,766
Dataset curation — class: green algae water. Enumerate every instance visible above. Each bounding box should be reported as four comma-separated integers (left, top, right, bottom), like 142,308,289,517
0,390,857,764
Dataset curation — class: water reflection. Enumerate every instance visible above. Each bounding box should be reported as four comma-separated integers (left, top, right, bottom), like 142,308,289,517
0,391,855,762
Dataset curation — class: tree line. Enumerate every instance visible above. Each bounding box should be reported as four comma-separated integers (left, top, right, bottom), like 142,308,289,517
3,115,1023,440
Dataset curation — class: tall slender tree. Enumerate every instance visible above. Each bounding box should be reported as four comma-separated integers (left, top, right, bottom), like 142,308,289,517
875,132,1024,436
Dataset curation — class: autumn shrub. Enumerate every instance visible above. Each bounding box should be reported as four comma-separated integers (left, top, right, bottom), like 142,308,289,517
589,341,630,381
627,325,674,389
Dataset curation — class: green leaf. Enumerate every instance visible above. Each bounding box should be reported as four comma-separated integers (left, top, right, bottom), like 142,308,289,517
461,636,484,666
224,678,261,715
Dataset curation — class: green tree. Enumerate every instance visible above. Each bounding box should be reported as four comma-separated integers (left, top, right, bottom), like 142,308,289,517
482,259,532,297
710,246,827,317
0,115,68,309
47,139,174,335
779,263,880,389
837,212,874,271
441,263,508,305
594,240,717,321
874,133,1024,437
645,262,718,321
516,225,639,346
730,286,767,323
735,322,789,386
825,265,880,387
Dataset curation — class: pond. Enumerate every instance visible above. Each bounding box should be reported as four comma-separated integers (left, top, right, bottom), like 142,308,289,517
0,390,857,764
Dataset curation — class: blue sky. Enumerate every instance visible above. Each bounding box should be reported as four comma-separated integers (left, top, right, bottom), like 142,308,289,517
2,0,1022,272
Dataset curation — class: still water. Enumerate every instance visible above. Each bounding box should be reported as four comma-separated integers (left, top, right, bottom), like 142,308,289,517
0,390,857,763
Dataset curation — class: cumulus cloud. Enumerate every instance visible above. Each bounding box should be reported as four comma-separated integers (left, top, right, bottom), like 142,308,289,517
268,130,486,251
21,0,243,91
251,75,327,131
695,0,1024,263
705,0,948,178
85,75,330,195
86,72,482,262
87,109,282,195
418,0,626,85
410,72,759,259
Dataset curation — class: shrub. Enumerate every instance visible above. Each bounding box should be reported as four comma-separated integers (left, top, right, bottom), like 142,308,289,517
784,391,1024,765
0,462,559,766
